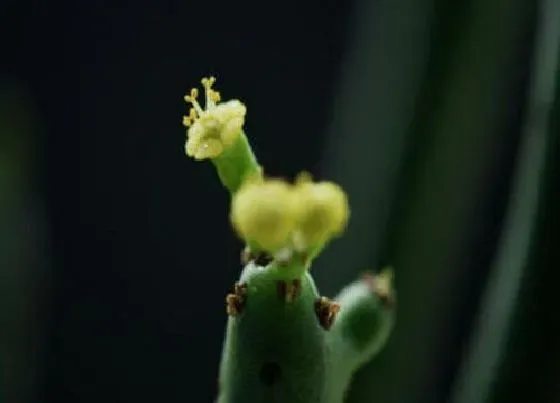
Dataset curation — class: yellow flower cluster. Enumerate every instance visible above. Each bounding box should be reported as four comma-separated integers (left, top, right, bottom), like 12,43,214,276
183,77,246,160
230,173,350,254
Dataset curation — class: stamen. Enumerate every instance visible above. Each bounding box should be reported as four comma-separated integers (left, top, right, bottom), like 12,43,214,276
185,87,204,115
202,76,218,109
182,107,198,127
209,89,221,103
184,88,198,103
201,76,216,88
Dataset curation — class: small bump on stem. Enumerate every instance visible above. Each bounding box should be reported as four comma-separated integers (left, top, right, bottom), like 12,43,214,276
314,296,341,330
226,282,248,316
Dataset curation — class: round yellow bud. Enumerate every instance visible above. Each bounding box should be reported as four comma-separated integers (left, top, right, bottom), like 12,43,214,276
293,175,350,248
230,179,298,252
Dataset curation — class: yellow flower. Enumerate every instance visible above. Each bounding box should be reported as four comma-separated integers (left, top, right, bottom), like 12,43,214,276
183,76,246,160
230,179,298,252
292,172,350,249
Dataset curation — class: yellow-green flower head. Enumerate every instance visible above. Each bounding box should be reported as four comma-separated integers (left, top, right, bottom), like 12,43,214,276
230,178,299,253
183,76,246,160
292,172,350,249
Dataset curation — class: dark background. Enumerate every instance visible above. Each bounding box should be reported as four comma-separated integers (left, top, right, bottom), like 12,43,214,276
1,0,559,402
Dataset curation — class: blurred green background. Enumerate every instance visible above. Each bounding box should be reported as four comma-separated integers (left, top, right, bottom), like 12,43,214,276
1,0,558,402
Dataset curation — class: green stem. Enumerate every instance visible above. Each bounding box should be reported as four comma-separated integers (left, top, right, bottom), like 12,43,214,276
217,263,327,403
326,273,395,403
212,132,261,194
217,263,394,403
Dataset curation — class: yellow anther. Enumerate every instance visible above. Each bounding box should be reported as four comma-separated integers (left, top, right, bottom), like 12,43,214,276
209,89,221,103
182,108,198,127
201,76,216,89
184,88,199,103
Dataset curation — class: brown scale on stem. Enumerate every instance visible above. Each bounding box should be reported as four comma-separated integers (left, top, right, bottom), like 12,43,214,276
314,296,341,330
276,279,302,303
226,282,248,316
240,247,273,267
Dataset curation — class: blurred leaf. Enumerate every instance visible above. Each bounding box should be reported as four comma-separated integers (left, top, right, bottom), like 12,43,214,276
321,0,539,402
450,1,560,400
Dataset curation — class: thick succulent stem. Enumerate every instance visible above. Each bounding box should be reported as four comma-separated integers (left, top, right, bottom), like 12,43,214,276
218,262,327,403
217,261,395,403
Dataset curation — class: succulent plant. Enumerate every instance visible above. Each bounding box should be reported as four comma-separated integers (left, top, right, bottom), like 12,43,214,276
182,76,396,403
